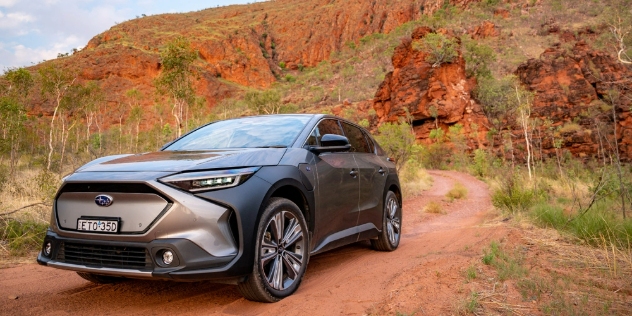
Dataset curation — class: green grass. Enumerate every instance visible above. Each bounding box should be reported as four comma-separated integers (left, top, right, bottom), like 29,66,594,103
0,218,48,256
482,241,527,281
465,264,477,281
464,291,480,313
531,201,632,247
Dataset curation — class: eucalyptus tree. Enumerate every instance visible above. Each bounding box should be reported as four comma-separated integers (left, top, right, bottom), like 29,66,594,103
38,63,77,171
155,36,198,138
0,68,33,176
125,88,143,152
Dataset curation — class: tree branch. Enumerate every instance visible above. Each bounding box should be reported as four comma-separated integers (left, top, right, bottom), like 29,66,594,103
0,203,48,217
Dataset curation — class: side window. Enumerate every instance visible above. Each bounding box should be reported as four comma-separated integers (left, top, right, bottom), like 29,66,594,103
306,119,344,146
341,122,371,153
364,132,376,154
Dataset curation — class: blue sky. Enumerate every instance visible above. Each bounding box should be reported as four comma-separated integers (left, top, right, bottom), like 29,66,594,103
0,0,262,72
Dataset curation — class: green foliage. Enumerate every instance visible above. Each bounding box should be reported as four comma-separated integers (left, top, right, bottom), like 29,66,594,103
429,128,445,142
482,241,527,281
464,292,480,313
471,149,489,177
462,38,495,79
35,169,60,202
465,265,477,280
156,36,197,102
412,33,458,67
279,61,286,69
474,75,522,130
375,122,419,172
492,171,546,213
0,218,48,256
2,68,34,99
245,89,282,114
531,202,632,247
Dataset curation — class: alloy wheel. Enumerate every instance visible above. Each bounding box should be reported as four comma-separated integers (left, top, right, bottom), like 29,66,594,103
386,195,401,246
260,210,306,291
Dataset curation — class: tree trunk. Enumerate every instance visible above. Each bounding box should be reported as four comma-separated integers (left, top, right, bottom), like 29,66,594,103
46,92,61,171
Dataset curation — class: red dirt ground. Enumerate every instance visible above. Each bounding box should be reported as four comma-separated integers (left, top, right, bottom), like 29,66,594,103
1,171,509,315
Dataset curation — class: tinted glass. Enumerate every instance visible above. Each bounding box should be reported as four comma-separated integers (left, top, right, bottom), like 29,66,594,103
306,119,343,146
165,116,311,150
364,132,375,154
341,122,371,153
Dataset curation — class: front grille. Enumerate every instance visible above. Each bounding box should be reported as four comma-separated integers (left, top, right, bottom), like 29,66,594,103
57,242,152,270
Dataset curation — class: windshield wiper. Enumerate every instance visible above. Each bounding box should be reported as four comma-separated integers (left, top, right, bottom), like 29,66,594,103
255,145,287,148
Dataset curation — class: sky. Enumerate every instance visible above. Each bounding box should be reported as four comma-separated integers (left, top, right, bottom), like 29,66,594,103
0,0,261,72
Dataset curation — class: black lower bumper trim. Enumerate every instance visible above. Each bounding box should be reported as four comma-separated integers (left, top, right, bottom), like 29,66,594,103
38,230,237,281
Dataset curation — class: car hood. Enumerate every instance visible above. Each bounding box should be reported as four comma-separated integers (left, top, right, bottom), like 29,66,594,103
75,148,288,172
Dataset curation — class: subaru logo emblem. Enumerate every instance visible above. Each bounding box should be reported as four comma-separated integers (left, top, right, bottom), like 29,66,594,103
95,195,114,207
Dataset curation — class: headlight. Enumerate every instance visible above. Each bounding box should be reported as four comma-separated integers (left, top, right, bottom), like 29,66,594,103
158,167,260,192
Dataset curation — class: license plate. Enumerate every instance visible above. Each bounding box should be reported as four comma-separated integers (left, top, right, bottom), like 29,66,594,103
77,218,119,233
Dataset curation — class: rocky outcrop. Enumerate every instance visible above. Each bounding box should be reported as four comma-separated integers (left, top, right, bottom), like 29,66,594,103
372,27,489,146
372,24,632,160
516,41,632,159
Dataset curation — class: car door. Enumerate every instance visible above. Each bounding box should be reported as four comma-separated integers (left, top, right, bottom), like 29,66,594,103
308,119,360,254
340,122,388,235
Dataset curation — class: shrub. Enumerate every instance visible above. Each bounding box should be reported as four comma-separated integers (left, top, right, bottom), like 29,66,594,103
35,170,60,202
412,33,459,67
558,122,582,134
471,149,489,177
375,122,419,172
0,218,48,256
423,143,450,169
462,38,495,79
492,172,545,213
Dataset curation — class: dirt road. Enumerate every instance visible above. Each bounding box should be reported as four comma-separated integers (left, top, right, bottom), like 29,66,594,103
1,170,506,315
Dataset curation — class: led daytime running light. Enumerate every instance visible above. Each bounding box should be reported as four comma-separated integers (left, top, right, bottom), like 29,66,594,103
159,167,259,192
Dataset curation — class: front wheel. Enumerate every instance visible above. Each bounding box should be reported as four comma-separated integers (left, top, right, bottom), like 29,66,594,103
237,197,309,302
371,191,401,251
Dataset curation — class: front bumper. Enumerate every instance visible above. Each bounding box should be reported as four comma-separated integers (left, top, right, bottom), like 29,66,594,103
37,231,237,281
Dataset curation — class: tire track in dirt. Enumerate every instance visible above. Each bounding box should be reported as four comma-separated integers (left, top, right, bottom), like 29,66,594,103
0,170,497,316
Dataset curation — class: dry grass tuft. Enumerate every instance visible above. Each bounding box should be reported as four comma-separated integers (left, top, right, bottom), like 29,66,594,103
401,167,433,199
0,169,53,260
425,201,445,214
446,182,468,201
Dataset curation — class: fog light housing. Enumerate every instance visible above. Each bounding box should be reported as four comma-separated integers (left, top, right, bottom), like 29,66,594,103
162,250,174,265
43,242,52,257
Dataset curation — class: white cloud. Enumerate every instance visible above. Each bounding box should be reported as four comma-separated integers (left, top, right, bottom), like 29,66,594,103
0,11,35,29
0,0,18,8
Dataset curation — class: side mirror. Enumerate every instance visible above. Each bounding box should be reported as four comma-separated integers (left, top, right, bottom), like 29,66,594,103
308,134,351,154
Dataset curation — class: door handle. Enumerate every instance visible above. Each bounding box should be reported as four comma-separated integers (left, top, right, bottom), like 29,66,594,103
378,168,385,175
349,169,358,177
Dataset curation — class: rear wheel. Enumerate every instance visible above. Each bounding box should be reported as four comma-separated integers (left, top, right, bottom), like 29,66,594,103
371,191,401,251
76,272,126,284
237,197,309,302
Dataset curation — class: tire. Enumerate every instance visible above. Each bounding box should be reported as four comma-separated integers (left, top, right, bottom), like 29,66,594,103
76,272,126,284
371,191,402,251
237,197,309,303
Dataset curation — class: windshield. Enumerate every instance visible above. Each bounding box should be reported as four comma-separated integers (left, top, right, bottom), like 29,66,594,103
164,116,312,150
